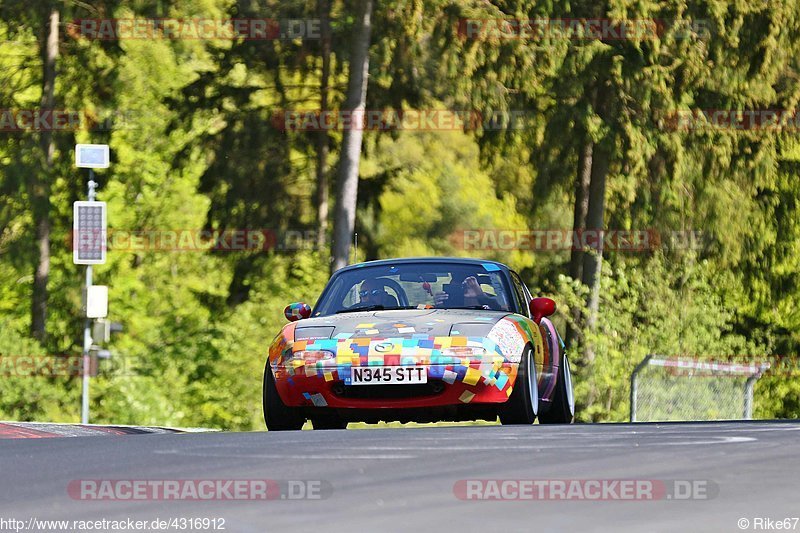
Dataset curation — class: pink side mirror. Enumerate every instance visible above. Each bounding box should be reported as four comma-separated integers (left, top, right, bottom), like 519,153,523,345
529,297,556,324
284,302,312,322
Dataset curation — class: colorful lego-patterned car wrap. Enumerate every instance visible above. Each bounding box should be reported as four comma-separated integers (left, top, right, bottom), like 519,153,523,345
266,309,563,410
284,302,312,321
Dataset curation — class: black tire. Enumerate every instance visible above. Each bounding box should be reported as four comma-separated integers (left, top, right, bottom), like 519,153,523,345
310,413,348,430
499,346,538,425
263,362,305,431
538,353,575,424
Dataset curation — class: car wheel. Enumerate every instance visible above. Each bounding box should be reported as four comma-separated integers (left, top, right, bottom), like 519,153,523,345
538,353,575,424
310,413,348,430
499,345,538,425
263,362,305,431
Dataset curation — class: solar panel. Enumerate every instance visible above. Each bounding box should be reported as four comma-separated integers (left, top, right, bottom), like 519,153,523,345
73,201,107,264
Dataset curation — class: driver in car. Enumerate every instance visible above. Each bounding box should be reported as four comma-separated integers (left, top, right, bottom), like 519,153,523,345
357,278,397,308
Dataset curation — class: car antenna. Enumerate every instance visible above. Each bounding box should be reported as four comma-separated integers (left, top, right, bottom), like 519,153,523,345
354,232,358,263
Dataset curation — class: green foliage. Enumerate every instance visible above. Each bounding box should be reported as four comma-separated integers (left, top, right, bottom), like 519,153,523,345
0,320,79,422
0,0,799,429
551,253,768,422
362,131,534,272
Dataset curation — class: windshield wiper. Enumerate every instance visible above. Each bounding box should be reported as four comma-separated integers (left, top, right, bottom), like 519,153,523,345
444,305,494,310
336,305,385,313
335,305,421,314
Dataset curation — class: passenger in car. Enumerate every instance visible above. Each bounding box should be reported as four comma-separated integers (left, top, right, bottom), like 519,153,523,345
434,274,499,310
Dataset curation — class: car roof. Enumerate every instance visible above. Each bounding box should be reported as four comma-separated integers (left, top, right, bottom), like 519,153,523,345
336,257,510,273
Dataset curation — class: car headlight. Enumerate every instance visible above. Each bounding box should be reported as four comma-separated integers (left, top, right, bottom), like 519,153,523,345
440,346,488,358
488,320,525,363
286,349,336,366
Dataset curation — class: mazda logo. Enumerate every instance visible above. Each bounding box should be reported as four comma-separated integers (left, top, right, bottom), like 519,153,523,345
374,342,393,353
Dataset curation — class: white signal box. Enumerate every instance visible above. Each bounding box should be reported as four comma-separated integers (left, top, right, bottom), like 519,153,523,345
75,144,110,169
85,285,108,318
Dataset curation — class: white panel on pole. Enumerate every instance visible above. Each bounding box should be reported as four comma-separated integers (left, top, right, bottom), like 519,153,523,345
75,144,110,168
85,285,108,318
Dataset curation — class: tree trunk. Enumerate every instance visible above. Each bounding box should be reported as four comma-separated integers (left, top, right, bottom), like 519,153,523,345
331,0,373,273
569,140,593,281
30,6,59,342
565,138,593,349
580,140,610,364
226,256,255,307
315,0,332,250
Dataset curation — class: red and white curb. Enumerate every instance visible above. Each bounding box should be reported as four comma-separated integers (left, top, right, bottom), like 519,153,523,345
0,422,210,439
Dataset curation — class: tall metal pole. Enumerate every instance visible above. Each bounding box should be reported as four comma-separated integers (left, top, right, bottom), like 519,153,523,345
81,170,97,424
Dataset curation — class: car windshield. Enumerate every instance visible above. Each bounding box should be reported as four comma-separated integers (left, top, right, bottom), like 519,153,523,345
313,262,513,316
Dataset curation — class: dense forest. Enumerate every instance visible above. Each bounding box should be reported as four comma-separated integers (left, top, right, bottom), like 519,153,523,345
1,0,799,429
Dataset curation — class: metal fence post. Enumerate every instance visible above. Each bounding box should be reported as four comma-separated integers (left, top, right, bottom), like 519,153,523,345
743,376,756,419
630,354,653,422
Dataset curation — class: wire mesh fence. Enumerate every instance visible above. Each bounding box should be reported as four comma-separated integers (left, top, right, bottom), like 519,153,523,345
629,356,769,422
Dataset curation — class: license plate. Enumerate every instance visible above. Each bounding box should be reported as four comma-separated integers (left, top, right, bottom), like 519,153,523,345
349,366,427,385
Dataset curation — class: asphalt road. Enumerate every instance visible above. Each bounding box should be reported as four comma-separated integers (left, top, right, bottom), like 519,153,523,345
1,421,798,532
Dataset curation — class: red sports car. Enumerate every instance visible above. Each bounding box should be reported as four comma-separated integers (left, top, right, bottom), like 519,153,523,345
263,257,575,429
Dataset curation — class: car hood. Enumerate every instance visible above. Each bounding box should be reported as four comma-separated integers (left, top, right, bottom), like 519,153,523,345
293,308,510,340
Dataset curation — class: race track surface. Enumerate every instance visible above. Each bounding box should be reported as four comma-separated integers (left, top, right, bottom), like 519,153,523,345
0,421,797,532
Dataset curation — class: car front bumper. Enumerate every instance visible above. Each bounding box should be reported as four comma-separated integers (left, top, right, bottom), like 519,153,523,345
272,361,519,409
